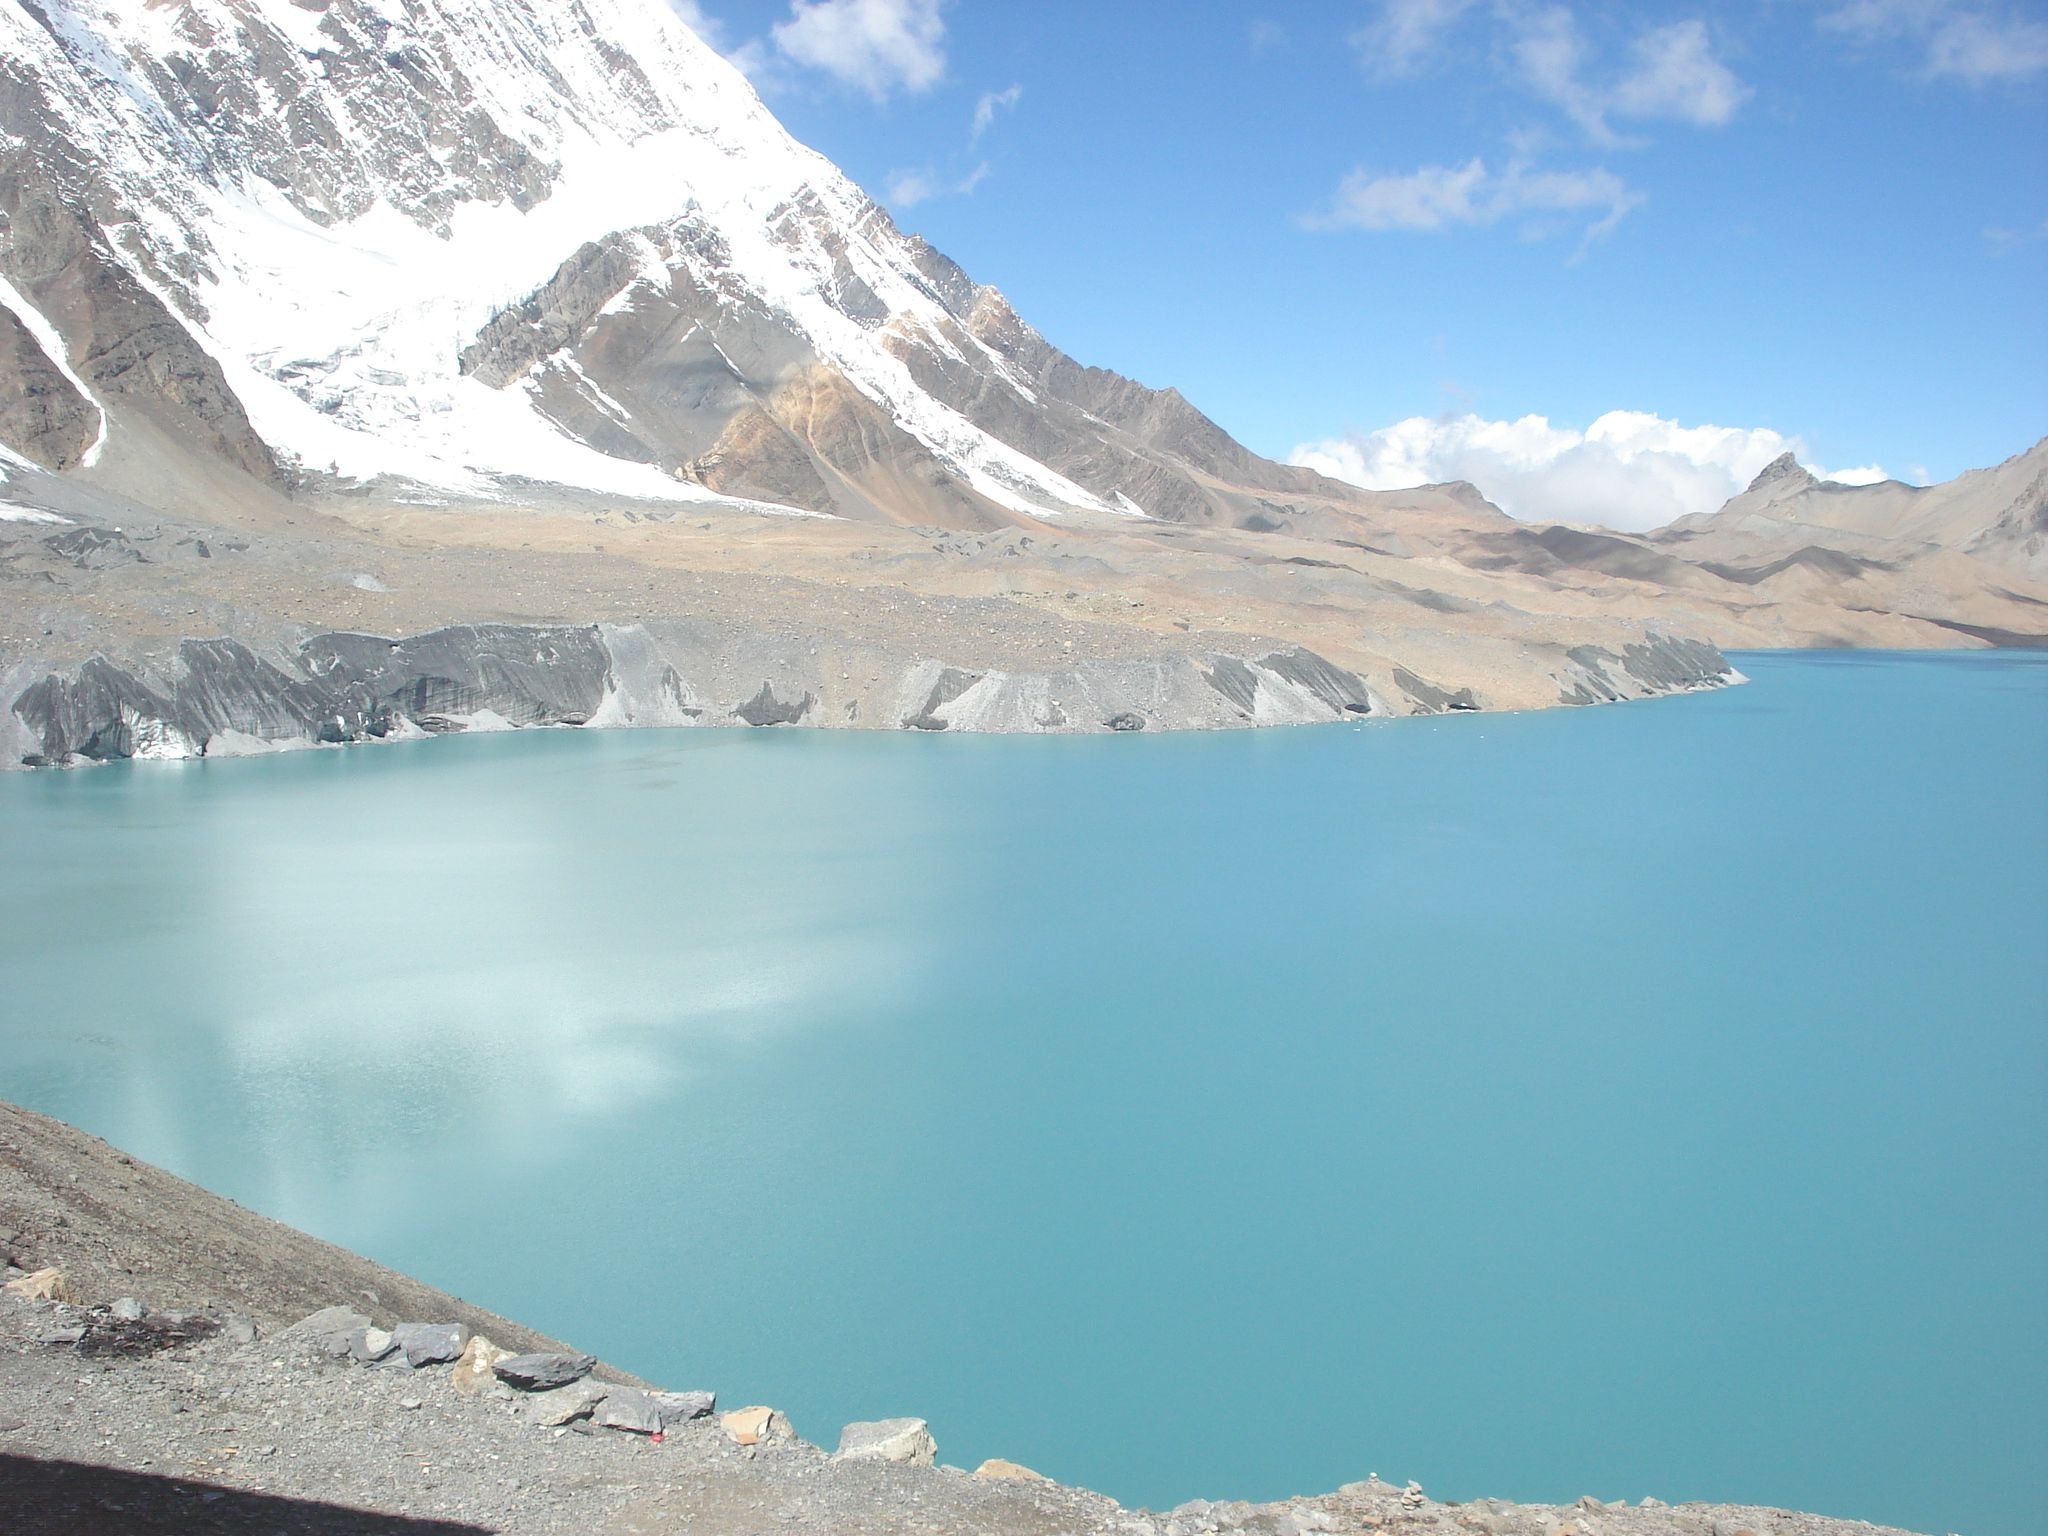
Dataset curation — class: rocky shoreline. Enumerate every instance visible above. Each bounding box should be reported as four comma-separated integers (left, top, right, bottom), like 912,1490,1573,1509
0,618,1736,771
0,1100,1927,1536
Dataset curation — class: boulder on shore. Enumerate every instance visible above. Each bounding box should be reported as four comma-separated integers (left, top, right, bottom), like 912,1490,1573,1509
493,1351,596,1392
721,1406,789,1447
451,1334,512,1395
974,1458,1048,1482
282,1306,369,1357
836,1417,936,1466
393,1322,470,1367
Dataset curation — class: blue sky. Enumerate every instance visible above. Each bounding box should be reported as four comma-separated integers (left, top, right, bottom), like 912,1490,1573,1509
673,1,2047,525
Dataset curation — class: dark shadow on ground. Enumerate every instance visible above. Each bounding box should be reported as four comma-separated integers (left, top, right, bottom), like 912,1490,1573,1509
0,1453,494,1534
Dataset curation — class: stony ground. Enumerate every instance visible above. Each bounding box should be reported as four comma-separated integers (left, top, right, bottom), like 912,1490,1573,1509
0,1103,1932,1536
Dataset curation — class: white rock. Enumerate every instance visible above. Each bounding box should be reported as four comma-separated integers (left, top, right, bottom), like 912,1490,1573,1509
836,1417,936,1466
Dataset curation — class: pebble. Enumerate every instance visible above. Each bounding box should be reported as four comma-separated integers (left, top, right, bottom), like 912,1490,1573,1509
111,1297,146,1322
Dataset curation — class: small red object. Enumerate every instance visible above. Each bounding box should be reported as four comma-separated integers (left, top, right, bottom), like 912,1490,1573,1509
650,1431,664,1445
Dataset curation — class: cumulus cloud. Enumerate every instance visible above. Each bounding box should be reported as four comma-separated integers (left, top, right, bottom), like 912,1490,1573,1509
885,161,989,208
1288,411,1890,531
1303,157,1642,245
972,83,1022,140
1822,0,2048,82
767,0,948,101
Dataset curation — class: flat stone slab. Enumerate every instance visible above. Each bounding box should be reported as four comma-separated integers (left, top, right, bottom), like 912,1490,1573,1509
493,1351,596,1392
651,1390,715,1424
835,1417,936,1465
392,1322,469,1367
525,1382,609,1427
283,1306,369,1357
595,1387,663,1435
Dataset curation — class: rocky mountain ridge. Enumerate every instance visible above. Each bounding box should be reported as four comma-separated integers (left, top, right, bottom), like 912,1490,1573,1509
1657,436,2048,584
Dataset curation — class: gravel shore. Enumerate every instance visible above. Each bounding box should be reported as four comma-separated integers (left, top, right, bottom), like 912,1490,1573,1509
0,1102,1931,1536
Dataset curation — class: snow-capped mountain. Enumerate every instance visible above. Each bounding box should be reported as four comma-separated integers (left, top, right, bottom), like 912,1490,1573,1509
0,0,1335,528
44,0,2048,768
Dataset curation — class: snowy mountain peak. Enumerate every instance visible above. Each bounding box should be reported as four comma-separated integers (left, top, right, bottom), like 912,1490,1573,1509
6,0,1331,526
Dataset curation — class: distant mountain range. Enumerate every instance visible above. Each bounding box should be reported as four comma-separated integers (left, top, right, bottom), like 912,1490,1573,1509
0,0,2038,766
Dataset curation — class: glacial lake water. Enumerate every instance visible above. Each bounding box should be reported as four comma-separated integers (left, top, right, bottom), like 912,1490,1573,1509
1,650,2042,1535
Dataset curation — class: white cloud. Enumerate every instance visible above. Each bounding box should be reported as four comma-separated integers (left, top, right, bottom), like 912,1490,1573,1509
1332,8,1741,250
1509,8,1750,143
768,0,948,101
1353,6,1749,139
1352,0,1478,77
971,83,1022,140
1610,20,1750,126
1986,216,2048,253
1249,18,1288,53
1303,156,1642,245
1823,0,2048,82
1288,410,1890,530
885,160,989,208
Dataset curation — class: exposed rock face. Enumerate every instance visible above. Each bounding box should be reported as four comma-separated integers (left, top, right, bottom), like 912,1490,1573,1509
4,618,1735,769
0,164,280,486
0,304,97,471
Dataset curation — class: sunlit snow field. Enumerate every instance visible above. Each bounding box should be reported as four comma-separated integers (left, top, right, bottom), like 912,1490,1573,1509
1,651,2042,1536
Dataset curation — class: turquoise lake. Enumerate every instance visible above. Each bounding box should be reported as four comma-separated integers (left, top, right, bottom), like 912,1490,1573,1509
0,650,2042,1535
